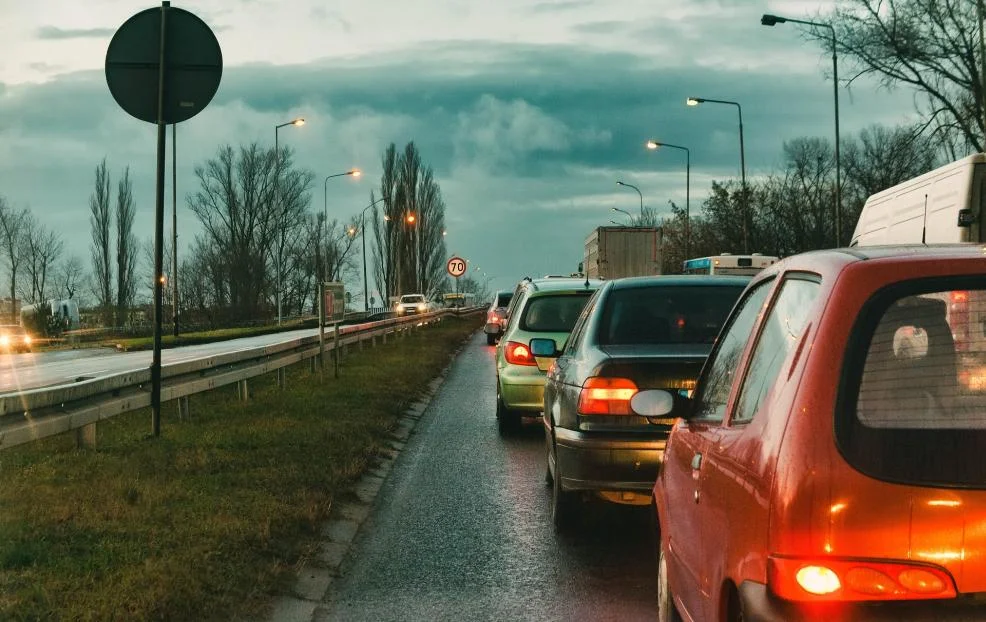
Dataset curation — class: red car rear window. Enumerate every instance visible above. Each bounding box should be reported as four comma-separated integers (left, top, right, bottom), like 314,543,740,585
839,282,986,488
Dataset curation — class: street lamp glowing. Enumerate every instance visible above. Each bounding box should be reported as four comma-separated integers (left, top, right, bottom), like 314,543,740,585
686,97,702,106
646,140,659,150
442,230,447,236
349,168,362,178
406,213,416,224
292,117,305,126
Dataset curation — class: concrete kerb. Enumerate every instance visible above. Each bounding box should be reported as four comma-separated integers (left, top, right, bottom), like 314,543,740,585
265,336,469,622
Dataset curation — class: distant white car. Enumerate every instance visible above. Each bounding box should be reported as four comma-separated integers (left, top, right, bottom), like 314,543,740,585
395,294,436,316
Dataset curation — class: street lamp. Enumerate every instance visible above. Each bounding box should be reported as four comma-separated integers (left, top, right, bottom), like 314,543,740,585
611,206,633,224
686,97,748,252
616,180,643,220
274,117,305,325
762,13,842,246
323,168,362,224
647,140,691,257
406,212,420,293
353,197,386,312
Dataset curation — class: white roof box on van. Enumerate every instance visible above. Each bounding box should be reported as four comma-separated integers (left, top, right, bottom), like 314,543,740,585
851,153,986,247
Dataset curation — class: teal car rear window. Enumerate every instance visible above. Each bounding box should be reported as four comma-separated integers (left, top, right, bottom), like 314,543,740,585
520,293,593,333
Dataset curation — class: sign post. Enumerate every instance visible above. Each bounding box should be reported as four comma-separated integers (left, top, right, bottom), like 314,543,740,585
105,3,222,437
321,282,346,378
447,257,466,310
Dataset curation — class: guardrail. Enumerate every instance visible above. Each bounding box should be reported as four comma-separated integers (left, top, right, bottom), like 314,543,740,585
0,306,484,451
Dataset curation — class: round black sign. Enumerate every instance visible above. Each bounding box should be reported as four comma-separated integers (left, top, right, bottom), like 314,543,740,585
105,4,223,124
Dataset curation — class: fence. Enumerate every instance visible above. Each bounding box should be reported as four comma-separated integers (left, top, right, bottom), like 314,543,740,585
0,306,483,452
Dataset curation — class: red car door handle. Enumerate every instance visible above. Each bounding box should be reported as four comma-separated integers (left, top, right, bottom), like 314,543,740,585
691,453,702,470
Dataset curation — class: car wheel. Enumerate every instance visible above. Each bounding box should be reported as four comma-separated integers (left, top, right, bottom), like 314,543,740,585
657,543,683,622
486,334,496,346
544,432,554,486
496,388,520,435
551,447,577,532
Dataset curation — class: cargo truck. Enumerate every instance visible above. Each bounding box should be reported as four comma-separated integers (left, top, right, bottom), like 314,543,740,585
583,226,662,280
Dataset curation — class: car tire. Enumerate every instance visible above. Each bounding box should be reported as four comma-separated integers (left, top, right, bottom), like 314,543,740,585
657,543,683,622
551,448,578,532
486,334,496,346
544,433,554,486
496,389,521,435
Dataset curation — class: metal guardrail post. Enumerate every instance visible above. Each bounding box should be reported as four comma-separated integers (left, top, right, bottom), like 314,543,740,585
178,396,190,420
76,424,96,449
333,324,340,379
238,379,249,402
277,368,285,389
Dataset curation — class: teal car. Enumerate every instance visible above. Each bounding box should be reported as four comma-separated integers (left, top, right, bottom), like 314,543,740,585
495,277,602,434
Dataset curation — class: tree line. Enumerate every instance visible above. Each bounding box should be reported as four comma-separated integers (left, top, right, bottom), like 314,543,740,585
646,0,986,272
651,123,939,272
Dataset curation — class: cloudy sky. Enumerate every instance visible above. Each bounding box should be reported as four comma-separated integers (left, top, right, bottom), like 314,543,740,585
0,0,920,298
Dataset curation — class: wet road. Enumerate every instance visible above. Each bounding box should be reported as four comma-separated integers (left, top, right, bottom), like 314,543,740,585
321,332,657,621
0,327,327,395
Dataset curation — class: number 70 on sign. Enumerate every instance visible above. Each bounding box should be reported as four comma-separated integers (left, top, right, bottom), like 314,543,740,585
447,256,467,277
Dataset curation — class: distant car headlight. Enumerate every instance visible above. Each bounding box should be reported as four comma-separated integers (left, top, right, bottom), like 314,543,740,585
0,335,9,347
418,303,427,311
23,336,31,345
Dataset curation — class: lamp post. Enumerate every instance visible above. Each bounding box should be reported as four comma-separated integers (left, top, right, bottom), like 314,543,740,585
355,197,386,312
323,169,362,224
761,13,841,246
406,212,420,293
686,97,748,252
647,140,691,258
320,168,361,291
171,123,179,337
274,117,305,325
616,180,644,221
611,206,633,224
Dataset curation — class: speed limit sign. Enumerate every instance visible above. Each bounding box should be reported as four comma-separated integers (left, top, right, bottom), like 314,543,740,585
447,256,467,277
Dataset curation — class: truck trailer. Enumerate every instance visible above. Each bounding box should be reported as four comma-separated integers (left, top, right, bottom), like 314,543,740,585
583,226,662,280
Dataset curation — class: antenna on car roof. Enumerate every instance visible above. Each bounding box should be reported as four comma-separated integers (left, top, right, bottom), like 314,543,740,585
921,193,928,245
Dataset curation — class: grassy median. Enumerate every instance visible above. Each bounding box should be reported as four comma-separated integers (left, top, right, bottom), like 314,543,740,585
0,315,481,621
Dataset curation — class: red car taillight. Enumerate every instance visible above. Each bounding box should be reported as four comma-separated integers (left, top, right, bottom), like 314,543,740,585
577,377,638,415
504,341,536,366
768,556,957,602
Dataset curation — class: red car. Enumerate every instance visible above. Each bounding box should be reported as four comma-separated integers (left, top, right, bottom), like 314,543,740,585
646,245,986,621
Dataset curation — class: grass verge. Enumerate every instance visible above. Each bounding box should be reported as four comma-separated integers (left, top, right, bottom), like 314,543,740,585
0,315,481,620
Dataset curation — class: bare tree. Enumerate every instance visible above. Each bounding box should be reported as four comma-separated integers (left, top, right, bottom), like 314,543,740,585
55,255,86,301
372,142,448,301
187,143,313,322
21,214,64,304
822,0,985,153
116,166,138,327
0,197,29,322
89,158,113,325
842,124,939,238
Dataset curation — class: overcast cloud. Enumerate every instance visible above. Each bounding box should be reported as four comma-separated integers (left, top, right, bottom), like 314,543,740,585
0,0,921,295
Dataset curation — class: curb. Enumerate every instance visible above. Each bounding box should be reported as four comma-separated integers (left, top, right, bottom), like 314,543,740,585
264,334,474,622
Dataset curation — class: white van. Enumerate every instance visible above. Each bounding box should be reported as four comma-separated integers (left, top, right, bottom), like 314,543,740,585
850,153,986,246
850,154,986,387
